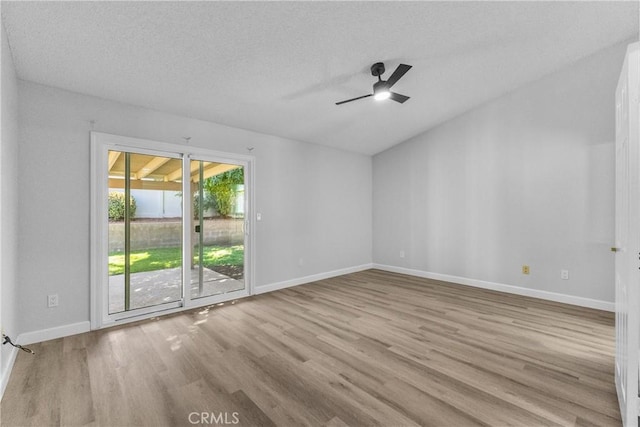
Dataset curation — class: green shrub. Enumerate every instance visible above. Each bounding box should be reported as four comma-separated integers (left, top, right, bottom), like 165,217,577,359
203,168,244,217
108,192,136,221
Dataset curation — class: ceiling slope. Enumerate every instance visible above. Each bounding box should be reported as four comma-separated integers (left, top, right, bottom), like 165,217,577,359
2,1,638,154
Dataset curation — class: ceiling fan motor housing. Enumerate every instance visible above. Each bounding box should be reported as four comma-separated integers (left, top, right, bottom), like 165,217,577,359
373,80,389,95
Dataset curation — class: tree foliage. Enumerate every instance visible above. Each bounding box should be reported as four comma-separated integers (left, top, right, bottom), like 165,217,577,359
203,168,244,217
192,191,215,219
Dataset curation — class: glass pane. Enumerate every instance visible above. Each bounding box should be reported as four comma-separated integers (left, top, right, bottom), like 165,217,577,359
108,150,183,313
190,160,245,299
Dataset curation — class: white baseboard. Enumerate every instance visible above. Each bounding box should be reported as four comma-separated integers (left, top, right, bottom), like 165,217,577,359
373,264,614,312
17,321,91,346
0,346,18,402
13,265,373,349
254,263,374,295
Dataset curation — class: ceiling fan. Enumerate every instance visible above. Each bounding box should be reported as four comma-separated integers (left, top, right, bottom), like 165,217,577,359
336,62,412,106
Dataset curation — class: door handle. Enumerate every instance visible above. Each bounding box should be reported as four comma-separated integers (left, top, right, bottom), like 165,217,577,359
611,247,620,252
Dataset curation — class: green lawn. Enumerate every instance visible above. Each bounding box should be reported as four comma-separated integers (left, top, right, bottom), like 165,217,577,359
109,245,244,276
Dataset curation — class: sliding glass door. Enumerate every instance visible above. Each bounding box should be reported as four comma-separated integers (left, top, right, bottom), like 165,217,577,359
190,159,246,300
91,133,253,327
107,149,184,315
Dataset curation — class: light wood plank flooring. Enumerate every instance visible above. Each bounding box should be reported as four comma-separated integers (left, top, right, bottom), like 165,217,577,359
1,269,620,426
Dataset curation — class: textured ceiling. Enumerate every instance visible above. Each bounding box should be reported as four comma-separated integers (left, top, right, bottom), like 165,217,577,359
2,1,638,155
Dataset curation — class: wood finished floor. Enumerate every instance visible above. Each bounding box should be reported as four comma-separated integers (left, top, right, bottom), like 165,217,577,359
1,269,620,427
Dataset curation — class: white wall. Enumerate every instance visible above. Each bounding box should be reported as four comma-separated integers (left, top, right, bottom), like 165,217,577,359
17,81,372,335
1,21,20,395
373,40,631,306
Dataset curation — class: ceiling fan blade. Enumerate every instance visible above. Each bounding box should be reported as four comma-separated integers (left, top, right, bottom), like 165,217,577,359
389,92,410,104
335,94,373,105
386,64,412,88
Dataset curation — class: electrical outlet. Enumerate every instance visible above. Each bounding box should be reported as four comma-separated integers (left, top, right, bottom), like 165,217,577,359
561,270,569,280
47,294,59,308
522,265,530,275
399,250,405,259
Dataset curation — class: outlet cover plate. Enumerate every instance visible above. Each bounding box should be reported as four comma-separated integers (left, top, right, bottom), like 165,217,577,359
47,294,59,308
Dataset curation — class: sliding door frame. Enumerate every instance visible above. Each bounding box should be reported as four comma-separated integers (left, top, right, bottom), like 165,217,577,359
104,145,185,322
182,150,253,310
90,132,255,330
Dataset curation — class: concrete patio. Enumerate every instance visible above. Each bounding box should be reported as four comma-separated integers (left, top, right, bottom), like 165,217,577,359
108,266,244,313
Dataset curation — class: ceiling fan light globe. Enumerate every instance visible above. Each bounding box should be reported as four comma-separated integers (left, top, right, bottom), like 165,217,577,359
373,80,391,101
374,91,391,101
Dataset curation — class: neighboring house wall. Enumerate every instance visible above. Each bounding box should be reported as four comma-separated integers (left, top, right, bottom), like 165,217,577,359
373,40,631,306
1,21,20,396
17,81,372,336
